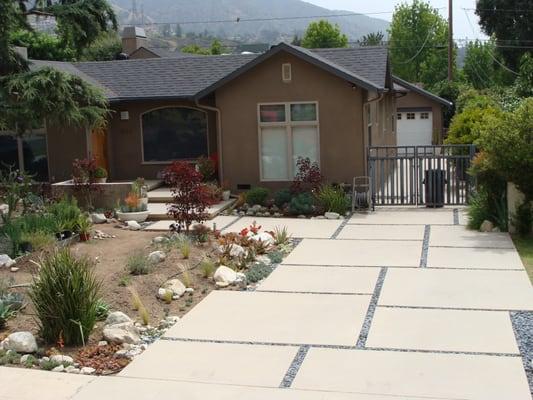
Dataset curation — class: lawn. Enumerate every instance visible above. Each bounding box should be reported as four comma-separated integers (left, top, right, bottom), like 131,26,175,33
513,235,533,283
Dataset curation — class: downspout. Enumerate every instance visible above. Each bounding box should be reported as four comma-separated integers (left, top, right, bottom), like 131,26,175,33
194,99,224,183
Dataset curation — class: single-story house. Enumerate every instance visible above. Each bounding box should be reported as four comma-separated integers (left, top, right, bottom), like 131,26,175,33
5,30,408,191
393,76,453,146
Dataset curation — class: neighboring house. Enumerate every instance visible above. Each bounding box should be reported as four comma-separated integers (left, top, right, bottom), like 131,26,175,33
16,37,400,191
393,76,452,146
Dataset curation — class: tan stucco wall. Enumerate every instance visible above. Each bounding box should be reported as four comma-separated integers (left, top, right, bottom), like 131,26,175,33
396,91,443,144
106,100,217,181
215,51,394,191
46,124,88,182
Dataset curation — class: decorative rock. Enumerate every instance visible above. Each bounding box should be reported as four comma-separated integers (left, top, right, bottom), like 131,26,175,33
184,287,194,293
245,210,255,216
10,267,19,272
97,341,108,346
255,255,272,265
52,365,65,373
2,332,37,353
65,366,79,374
235,272,246,283
165,316,180,324
90,213,107,224
215,281,230,288
217,243,246,258
0,204,8,215
126,220,141,230
50,355,74,365
39,357,50,366
105,311,132,326
214,266,237,285
148,250,166,263
80,367,96,375
162,278,186,297
297,215,307,219
152,236,168,244
479,220,494,232
157,288,173,300
492,227,501,233
324,212,340,220
0,254,15,268
20,354,32,364
250,232,274,246
103,322,141,345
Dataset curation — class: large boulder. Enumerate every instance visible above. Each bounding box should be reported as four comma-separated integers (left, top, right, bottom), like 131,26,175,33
217,243,246,258
479,220,494,232
213,266,237,287
148,251,166,264
105,311,132,326
103,322,141,345
0,254,15,268
90,213,107,224
250,232,274,246
162,279,186,297
2,332,38,353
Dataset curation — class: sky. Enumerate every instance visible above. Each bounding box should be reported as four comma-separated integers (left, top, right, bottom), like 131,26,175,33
305,0,487,40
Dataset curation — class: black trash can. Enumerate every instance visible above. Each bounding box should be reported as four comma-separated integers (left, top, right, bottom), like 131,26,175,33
424,169,446,208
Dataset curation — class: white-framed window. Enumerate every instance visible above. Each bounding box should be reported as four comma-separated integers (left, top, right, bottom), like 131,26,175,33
420,112,429,120
406,112,415,120
397,113,402,120
258,102,319,181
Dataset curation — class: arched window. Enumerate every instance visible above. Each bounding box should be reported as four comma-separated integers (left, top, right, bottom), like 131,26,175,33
141,107,208,162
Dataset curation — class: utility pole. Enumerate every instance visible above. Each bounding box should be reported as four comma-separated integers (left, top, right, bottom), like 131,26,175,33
448,0,453,81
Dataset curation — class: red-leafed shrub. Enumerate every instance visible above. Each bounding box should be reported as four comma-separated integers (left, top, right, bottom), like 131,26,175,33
162,161,213,231
291,157,323,194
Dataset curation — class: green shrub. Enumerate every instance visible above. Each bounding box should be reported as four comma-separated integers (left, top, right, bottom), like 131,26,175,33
512,201,533,237
46,197,82,232
289,192,315,215
200,259,215,278
95,298,110,321
273,189,292,208
21,230,55,251
267,250,283,264
467,189,491,230
245,262,272,283
246,187,270,206
0,302,15,329
126,251,153,275
271,226,291,246
29,249,101,345
316,185,350,214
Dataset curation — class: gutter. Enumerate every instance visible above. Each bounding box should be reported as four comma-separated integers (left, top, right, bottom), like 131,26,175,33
194,99,224,183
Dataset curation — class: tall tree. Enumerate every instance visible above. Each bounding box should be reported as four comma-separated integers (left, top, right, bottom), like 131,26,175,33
462,40,497,89
301,20,348,49
359,31,384,47
388,0,451,87
515,52,533,97
476,0,533,71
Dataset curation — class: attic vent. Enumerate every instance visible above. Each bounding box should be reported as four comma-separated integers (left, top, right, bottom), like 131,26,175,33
282,63,292,83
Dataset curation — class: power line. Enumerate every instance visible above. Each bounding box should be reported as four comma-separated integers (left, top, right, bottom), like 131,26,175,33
395,30,433,64
463,7,533,13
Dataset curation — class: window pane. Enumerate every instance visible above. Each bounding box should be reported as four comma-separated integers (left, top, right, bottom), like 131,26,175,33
0,136,19,172
291,103,317,121
142,108,208,162
23,135,49,181
259,104,285,123
292,126,318,175
261,127,288,180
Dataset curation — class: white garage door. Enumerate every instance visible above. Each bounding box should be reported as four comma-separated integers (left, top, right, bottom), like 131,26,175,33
397,111,433,146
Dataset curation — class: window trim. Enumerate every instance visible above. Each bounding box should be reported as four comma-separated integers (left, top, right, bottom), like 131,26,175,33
140,106,210,165
257,101,320,182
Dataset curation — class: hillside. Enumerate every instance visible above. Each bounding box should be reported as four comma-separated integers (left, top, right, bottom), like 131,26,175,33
111,0,390,43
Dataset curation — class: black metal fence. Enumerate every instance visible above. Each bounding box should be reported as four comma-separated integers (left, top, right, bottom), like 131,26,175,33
368,145,476,207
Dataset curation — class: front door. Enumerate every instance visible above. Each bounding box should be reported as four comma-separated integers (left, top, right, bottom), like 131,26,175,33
91,128,109,170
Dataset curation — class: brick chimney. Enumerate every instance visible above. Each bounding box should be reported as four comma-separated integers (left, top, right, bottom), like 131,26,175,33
121,26,147,55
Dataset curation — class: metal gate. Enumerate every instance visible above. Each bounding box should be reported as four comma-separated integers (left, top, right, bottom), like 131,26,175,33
368,145,476,206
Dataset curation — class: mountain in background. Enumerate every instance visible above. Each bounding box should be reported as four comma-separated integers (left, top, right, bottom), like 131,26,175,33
111,0,390,44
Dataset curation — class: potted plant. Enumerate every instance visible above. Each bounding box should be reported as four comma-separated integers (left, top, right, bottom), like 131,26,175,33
116,192,149,222
221,180,231,201
77,214,92,242
94,167,108,183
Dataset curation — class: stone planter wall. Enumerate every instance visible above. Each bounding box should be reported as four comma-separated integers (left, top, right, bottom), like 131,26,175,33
51,180,134,210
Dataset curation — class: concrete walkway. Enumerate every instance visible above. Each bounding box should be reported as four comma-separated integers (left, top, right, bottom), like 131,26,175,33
4,208,533,400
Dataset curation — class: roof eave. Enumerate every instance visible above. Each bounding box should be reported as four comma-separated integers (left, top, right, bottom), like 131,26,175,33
392,76,453,108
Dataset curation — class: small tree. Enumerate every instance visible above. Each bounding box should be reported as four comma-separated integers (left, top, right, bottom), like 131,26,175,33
162,161,213,232
291,157,323,194
515,52,533,98
301,20,348,49
359,32,384,47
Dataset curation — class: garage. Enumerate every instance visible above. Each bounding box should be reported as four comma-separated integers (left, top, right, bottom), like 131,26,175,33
396,108,433,146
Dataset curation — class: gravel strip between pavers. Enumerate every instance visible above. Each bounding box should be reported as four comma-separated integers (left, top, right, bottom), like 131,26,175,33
511,311,533,392
330,216,350,239
279,345,310,388
356,267,387,348
419,225,431,267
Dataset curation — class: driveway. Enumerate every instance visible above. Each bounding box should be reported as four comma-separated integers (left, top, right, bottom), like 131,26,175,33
3,208,533,400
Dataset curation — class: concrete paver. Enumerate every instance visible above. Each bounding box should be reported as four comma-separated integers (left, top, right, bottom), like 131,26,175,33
164,291,371,345
293,348,531,400
283,239,422,267
257,265,380,294
427,246,524,269
223,217,343,238
366,307,520,353
0,367,95,400
429,225,515,248
146,215,238,231
379,268,533,310
119,340,298,387
337,224,424,241
349,209,454,225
